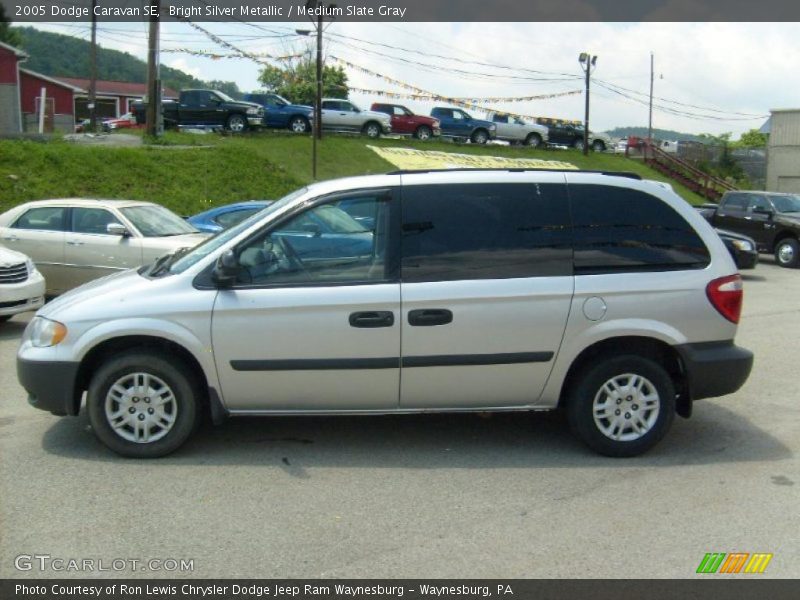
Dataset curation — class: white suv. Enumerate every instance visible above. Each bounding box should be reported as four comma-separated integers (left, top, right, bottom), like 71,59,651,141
17,170,753,458
320,99,392,138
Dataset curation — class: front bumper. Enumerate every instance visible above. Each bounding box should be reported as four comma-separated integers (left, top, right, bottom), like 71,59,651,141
0,271,45,317
675,341,753,401
17,357,81,416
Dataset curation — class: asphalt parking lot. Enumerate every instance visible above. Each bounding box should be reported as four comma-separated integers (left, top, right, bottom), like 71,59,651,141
1,258,798,579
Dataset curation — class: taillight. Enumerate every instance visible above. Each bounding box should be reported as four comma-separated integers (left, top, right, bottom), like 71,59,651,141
706,275,744,323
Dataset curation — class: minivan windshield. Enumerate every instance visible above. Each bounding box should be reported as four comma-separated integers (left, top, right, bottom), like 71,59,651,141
166,187,308,275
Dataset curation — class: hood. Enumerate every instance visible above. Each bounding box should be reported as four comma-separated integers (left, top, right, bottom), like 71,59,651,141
776,213,800,225
39,269,141,318
362,110,392,122
151,233,211,248
0,245,30,266
715,228,755,243
229,100,263,111
287,103,313,113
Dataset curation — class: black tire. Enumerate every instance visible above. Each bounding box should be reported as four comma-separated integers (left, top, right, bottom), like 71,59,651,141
362,121,382,139
525,133,543,148
573,138,585,151
592,140,607,152
774,238,800,268
226,114,247,133
414,125,433,141
566,355,675,457
289,116,310,134
87,350,202,458
471,129,489,144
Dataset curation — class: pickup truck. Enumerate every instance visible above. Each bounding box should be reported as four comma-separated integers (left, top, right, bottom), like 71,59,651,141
547,123,612,151
698,190,800,268
243,92,313,133
485,111,549,148
370,103,441,140
131,89,264,132
320,99,392,138
430,107,497,144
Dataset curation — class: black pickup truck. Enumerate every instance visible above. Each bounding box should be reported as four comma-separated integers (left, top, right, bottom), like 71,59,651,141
132,89,264,132
699,191,800,268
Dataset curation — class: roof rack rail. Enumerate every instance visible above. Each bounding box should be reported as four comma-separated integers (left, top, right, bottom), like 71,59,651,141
386,167,642,180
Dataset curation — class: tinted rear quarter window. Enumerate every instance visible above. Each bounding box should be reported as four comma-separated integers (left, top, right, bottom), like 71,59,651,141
401,183,572,282
570,184,710,273
722,193,749,210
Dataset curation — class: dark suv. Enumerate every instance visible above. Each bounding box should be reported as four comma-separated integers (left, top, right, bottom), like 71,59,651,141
701,191,800,268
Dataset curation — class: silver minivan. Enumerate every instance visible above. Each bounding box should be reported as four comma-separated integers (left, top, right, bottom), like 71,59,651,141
17,170,753,458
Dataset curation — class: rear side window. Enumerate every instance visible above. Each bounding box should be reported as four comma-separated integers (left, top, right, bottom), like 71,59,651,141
401,183,572,282
570,185,710,274
13,207,66,231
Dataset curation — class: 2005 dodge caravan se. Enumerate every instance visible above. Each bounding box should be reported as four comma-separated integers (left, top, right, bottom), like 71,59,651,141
17,170,754,458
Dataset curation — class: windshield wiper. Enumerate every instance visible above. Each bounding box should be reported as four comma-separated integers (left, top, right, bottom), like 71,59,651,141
149,247,192,277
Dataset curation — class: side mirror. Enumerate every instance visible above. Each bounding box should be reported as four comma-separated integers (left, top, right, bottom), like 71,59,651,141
212,250,239,288
107,223,130,237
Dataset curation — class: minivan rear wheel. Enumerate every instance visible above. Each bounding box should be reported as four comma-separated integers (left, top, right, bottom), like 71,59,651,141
566,355,675,457
87,351,200,458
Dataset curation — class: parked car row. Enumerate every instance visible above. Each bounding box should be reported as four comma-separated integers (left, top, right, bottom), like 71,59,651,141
127,88,611,149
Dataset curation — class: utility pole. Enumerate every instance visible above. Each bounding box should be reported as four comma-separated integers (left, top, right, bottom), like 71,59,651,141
315,10,323,143
648,52,654,142
88,0,97,133
145,5,161,138
579,53,597,157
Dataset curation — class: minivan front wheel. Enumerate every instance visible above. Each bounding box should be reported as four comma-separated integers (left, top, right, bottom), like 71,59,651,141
87,351,200,458
566,355,675,457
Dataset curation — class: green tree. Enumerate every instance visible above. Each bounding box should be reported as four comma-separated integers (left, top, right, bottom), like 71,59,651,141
0,6,22,47
258,50,348,105
734,128,768,148
207,80,242,99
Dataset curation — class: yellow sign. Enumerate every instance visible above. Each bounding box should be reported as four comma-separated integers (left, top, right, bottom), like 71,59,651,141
368,146,578,171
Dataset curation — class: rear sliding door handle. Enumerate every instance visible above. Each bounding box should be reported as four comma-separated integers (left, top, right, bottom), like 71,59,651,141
349,311,395,328
408,309,453,327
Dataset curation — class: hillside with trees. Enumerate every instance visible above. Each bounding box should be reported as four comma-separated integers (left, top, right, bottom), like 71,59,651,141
11,26,241,97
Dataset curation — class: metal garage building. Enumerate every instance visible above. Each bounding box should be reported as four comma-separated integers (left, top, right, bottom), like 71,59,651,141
766,109,800,193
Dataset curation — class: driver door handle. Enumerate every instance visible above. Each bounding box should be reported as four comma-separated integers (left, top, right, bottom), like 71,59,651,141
408,309,453,327
349,311,395,328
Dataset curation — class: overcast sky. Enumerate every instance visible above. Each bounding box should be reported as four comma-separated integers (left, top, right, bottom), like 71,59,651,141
30,21,799,137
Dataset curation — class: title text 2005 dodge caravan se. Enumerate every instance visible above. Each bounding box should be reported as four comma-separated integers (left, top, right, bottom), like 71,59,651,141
17,170,753,458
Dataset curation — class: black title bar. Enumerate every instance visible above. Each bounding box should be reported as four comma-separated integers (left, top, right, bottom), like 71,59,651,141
3,580,800,600
4,0,800,22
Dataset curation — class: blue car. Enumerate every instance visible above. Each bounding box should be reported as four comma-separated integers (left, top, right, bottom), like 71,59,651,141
242,93,314,133
187,201,272,234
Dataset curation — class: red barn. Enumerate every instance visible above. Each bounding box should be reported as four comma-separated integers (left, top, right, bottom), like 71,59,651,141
19,69,82,133
53,77,178,120
0,40,28,134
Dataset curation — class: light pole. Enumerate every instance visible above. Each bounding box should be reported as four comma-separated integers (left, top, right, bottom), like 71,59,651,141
579,52,597,157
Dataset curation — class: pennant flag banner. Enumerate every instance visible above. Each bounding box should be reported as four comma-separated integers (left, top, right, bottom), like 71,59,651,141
332,56,582,125
161,48,303,61
368,146,579,171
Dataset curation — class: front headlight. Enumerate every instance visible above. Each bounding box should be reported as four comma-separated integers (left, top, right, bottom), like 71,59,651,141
28,317,68,348
731,239,754,252
489,124,497,131
25,258,37,275
246,107,260,115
